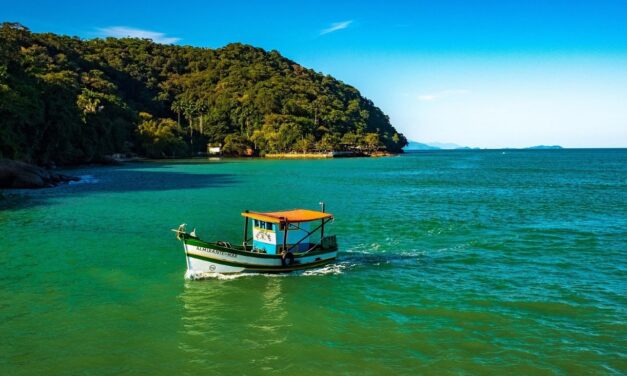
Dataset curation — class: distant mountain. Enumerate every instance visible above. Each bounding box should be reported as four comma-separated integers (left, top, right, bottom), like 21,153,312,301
404,141,563,151
526,145,563,150
404,141,474,151
427,142,465,150
403,141,441,151
453,146,481,150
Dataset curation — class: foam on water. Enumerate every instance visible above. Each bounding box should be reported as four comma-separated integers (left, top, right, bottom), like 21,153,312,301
184,261,351,280
68,174,99,185
183,270,276,280
300,262,351,276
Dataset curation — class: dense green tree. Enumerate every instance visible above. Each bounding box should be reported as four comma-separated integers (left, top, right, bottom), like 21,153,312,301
136,113,187,158
363,133,383,152
0,23,407,164
341,133,360,149
317,133,341,152
294,134,315,153
222,134,251,156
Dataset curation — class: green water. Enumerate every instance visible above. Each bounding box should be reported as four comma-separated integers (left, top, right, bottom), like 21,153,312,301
1,150,625,375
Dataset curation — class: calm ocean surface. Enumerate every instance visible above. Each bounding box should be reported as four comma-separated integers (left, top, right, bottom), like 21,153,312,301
1,149,625,374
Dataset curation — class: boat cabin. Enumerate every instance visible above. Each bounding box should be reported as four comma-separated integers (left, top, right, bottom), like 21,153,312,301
241,209,334,254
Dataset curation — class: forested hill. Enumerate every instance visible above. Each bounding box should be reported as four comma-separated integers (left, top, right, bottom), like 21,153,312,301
0,23,407,165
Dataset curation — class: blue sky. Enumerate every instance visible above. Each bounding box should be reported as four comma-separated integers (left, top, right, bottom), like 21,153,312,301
5,0,627,147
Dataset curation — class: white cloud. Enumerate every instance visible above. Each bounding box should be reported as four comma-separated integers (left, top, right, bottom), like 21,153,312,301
320,20,353,35
418,89,470,101
97,26,180,44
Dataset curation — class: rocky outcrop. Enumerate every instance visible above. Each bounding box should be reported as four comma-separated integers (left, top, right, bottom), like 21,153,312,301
0,160,79,189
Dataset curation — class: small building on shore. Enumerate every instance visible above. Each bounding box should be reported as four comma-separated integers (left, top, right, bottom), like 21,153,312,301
207,144,222,155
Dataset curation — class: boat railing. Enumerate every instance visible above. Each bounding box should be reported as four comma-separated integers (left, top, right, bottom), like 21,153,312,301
321,235,337,249
302,242,321,254
281,235,337,255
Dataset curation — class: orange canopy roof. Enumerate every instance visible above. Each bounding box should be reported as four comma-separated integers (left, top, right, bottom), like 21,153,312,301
242,209,333,223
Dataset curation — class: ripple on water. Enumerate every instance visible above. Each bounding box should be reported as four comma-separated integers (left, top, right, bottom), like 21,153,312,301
1,150,626,374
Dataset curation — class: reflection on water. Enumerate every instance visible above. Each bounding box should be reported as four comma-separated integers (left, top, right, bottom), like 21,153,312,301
178,277,290,372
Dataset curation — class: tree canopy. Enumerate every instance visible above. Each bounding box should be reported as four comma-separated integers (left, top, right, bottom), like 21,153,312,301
0,23,407,164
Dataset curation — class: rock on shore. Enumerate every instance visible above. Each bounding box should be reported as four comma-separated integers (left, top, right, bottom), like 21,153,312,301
0,160,79,189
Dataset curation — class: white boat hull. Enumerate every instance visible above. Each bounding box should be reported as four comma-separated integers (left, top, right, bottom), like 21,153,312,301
183,242,338,276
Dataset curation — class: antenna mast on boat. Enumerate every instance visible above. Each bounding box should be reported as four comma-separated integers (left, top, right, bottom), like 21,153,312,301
319,202,325,239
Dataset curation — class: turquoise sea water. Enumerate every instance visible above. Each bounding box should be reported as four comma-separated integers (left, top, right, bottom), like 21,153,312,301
1,149,625,374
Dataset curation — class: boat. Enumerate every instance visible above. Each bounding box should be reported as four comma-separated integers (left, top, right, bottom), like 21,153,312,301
173,205,338,276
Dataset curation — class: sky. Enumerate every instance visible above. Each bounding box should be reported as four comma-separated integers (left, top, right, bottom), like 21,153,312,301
4,0,627,148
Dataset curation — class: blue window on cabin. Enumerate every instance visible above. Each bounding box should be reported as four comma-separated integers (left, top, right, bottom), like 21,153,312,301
254,220,274,230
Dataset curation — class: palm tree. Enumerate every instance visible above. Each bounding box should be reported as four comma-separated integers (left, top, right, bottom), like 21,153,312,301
196,100,207,135
182,101,198,151
171,101,182,127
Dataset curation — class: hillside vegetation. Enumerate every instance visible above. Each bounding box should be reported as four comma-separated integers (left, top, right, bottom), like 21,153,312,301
0,23,407,164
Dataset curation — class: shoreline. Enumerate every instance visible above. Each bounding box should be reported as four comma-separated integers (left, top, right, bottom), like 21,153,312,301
0,159,80,189
263,151,398,159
